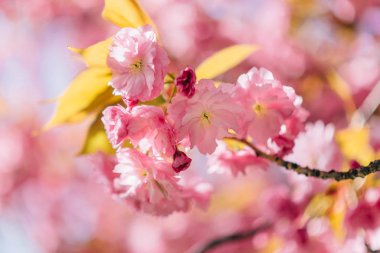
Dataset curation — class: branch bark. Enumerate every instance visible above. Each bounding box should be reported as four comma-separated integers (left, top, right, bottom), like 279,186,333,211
226,137,380,181
192,222,271,253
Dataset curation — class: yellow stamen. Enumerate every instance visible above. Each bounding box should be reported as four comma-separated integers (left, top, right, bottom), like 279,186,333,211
201,112,211,125
253,103,266,116
131,59,143,71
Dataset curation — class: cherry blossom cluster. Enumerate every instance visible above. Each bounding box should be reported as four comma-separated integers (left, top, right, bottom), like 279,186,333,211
102,25,307,215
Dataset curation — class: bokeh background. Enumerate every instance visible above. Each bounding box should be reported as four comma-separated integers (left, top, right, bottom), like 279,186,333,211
0,0,380,252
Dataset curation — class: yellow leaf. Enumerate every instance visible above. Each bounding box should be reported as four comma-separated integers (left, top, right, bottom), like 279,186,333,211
102,0,153,28
195,44,258,80
79,112,132,155
68,38,113,68
326,71,356,119
303,194,334,219
79,114,114,155
45,68,112,129
329,201,346,241
223,138,246,151
335,127,375,165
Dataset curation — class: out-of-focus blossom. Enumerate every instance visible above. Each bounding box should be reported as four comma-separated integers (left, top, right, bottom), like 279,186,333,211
113,149,210,216
107,25,169,101
285,121,343,170
347,189,380,232
369,116,380,151
168,79,241,154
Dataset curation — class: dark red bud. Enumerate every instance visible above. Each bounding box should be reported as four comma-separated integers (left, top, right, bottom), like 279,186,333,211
349,160,361,169
172,149,192,173
175,67,196,98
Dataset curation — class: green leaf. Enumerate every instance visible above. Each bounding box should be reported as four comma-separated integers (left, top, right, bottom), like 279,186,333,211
195,44,258,80
139,95,166,106
102,0,153,28
44,67,112,129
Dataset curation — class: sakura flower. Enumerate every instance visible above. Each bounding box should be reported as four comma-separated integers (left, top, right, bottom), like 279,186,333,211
128,105,175,156
113,149,209,215
208,141,269,177
168,79,241,154
107,25,169,101
235,67,297,146
101,105,130,148
102,105,175,156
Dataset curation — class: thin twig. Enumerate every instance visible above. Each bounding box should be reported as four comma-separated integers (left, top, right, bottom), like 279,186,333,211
192,222,271,253
225,137,380,181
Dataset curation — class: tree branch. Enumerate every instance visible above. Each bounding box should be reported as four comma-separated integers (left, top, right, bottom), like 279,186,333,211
192,222,271,253
226,137,380,181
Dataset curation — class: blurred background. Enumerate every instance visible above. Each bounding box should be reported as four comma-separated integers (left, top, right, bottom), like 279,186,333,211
0,0,380,252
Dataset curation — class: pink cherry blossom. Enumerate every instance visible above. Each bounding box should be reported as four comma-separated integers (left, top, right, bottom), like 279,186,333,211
113,149,209,215
208,141,269,177
101,105,130,148
107,25,169,101
102,105,175,156
168,79,241,154
235,67,297,146
128,105,175,156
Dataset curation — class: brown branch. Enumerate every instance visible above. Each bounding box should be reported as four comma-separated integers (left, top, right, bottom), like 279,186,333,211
192,222,271,253
225,137,380,181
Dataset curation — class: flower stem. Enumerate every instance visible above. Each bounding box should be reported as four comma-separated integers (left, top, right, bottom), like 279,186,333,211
225,137,380,181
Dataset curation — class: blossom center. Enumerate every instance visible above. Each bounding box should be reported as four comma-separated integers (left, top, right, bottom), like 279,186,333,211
131,59,143,72
201,112,211,125
253,103,266,116
140,169,148,177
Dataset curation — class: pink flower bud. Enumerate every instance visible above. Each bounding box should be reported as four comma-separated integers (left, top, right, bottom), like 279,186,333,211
172,149,192,173
272,135,295,157
175,67,196,98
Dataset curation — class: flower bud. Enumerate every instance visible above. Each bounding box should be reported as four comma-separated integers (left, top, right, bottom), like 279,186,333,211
172,149,192,173
175,67,196,98
349,160,361,169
